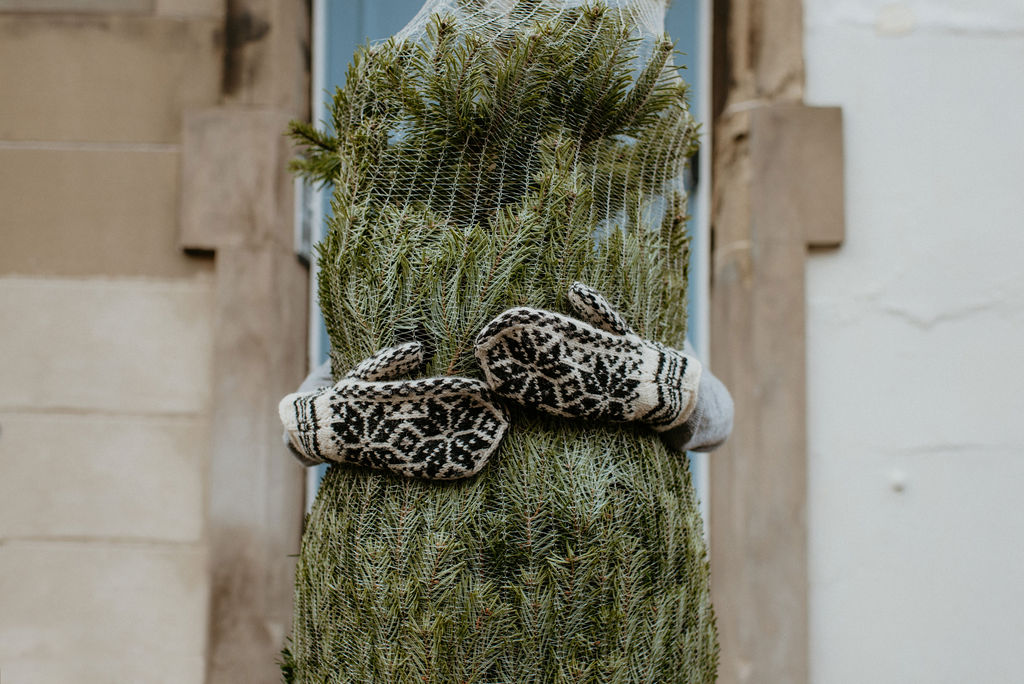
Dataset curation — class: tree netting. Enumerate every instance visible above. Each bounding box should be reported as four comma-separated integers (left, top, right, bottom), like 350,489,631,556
285,0,717,681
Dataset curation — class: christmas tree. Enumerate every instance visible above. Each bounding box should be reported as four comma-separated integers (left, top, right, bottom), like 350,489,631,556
285,1,717,680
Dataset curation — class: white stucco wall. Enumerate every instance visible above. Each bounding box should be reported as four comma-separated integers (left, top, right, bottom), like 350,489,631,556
803,1,1024,682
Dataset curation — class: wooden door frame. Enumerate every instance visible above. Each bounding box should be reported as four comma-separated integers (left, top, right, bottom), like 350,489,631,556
708,1,845,682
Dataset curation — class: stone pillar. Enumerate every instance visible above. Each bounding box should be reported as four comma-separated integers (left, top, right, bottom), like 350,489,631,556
177,2,312,682
709,2,844,683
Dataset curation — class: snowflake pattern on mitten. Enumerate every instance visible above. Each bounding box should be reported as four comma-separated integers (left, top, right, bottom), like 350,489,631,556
279,343,510,480
474,283,702,432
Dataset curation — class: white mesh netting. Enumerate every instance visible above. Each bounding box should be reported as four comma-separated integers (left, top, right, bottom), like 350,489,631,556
285,1,716,681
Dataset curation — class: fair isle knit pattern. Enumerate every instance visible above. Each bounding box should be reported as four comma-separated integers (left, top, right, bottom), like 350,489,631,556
279,342,509,480
475,283,702,433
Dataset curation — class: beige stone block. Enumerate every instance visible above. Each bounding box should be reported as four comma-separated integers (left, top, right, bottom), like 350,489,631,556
180,108,295,250
0,0,152,11
0,540,207,684
0,276,214,414
0,15,221,143
0,147,213,279
0,412,207,542
156,0,223,17
750,104,845,248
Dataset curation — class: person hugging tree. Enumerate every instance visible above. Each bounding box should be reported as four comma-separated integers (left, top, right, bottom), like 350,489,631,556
279,2,732,681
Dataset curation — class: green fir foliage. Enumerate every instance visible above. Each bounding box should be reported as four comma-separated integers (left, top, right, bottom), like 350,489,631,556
287,3,716,681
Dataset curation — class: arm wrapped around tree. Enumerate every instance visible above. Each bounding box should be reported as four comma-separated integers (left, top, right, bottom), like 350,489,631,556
280,342,509,480
475,282,703,432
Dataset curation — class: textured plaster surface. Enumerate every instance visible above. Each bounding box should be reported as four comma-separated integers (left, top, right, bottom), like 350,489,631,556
804,1,1024,681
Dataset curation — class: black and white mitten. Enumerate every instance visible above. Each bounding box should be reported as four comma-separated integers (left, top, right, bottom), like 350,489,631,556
474,283,702,432
279,342,509,480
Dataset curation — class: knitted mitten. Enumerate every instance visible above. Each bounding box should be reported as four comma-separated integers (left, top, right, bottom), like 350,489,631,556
279,342,509,480
474,283,702,432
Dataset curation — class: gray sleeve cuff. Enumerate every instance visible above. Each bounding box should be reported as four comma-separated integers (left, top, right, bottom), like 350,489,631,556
660,341,734,453
297,358,334,393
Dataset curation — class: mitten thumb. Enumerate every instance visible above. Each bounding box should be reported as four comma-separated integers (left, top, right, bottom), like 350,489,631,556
566,282,634,336
343,342,424,383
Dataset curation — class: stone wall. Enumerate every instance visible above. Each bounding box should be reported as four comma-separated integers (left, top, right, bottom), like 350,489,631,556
0,2,309,682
